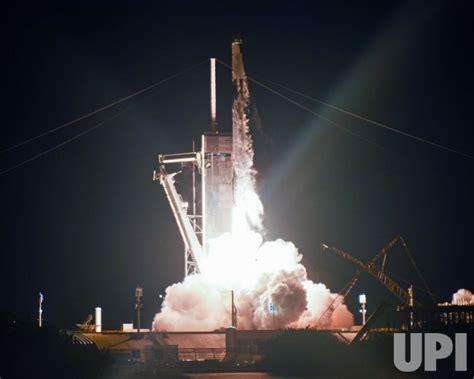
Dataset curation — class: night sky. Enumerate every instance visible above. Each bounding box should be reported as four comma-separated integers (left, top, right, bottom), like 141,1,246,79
2,1,473,329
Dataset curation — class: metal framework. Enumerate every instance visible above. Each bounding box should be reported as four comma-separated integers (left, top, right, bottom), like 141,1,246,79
155,42,247,278
321,238,420,306
153,163,204,274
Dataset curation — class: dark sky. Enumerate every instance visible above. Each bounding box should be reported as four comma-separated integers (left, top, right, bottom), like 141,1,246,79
2,1,473,329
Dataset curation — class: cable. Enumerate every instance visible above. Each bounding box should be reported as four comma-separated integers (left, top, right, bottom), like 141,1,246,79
217,60,385,150
1,122,105,176
1,89,148,177
399,237,436,302
234,65,473,160
1,60,208,155
374,235,437,302
0,60,207,176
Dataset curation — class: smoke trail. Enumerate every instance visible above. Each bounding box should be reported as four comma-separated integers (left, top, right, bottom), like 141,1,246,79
232,70,264,233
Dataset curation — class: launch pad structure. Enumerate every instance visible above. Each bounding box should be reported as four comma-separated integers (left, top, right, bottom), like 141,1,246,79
154,39,246,277
73,40,474,374
150,39,472,330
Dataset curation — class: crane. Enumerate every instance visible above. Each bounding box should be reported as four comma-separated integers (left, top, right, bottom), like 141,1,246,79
316,271,361,326
321,237,420,306
316,237,411,326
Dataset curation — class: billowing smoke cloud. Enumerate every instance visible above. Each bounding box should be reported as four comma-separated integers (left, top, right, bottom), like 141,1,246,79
153,231,353,330
452,288,474,305
152,60,353,331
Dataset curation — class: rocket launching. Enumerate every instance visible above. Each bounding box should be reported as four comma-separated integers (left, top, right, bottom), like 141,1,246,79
152,39,353,331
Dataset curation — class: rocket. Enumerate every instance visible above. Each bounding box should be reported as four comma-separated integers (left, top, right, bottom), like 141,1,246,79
232,37,247,93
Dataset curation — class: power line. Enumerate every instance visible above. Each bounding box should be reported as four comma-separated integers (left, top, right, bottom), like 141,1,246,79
219,60,474,159
1,60,208,155
1,120,108,176
260,78,473,159
0,101,139,176
226,62,473,160
0,60,207,176
217,59,385,150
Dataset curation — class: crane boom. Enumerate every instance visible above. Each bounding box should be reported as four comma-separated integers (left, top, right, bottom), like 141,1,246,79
321,244,366,270
367,235,400,271
321,243,418,306
155,165,204,273
316,271,361,326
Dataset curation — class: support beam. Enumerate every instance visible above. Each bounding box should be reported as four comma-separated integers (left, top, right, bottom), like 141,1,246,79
154,166,203,273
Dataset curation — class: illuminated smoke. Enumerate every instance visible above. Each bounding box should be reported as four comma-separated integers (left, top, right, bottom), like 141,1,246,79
452,288,474,305
153,232,353,330
152,68,353,331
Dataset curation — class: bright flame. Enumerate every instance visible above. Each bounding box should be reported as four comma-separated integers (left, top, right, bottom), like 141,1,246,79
153,229,354,330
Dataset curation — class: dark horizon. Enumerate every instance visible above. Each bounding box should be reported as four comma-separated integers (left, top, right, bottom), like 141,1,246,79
2,1,473,329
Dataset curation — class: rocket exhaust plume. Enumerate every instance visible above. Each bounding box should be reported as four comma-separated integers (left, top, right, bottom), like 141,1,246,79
231,38,264,233
153,41,353,331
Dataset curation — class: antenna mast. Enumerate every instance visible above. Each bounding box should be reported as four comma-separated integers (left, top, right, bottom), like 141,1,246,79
135,286,143,332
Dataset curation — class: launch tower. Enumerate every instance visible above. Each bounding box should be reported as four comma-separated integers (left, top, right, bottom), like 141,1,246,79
155,39,247,276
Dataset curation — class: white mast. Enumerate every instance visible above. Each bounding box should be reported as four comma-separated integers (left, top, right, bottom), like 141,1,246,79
210,58,217,132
